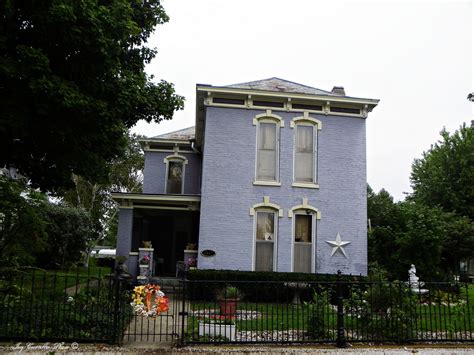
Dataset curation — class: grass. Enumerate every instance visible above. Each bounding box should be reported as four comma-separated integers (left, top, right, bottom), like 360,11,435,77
187,284,474,341
0,266,113,296
0,265,130,343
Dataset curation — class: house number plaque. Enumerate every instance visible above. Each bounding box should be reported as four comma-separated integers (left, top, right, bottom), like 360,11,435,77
201,249,216,257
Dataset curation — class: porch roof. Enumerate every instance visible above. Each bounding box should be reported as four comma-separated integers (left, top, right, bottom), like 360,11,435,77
111,192,200,211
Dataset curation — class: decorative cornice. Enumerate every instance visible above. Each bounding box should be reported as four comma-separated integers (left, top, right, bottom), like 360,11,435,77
253,110,285,127
163,152,189,164
289,111,322,130
197,86,379,107
249,196,283,217
288,198,321,219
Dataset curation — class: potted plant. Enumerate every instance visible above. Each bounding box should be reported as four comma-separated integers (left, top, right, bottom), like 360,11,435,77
139,255,150,266
216,285,241,319
186,256,197,270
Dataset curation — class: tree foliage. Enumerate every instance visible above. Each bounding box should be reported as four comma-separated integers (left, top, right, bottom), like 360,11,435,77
0,176,95,268
38,203,95,269
410,123,474,220
0,0,184,191
0,176,47,266
60,133,144,257
368,186,474,280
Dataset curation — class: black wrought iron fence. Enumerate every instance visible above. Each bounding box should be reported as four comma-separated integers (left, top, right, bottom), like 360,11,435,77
181,274,473,345
1,268,473,347
0,267,131,344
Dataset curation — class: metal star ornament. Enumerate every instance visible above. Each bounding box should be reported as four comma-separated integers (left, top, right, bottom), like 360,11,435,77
325,233,351,258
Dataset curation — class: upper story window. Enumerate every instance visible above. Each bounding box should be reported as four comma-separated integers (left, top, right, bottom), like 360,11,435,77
257,122,278,181
295,124,315,183
163,154,188,194
290,113,322,188
253,110,284,186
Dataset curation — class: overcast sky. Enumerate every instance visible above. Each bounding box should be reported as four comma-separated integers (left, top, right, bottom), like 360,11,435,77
132,0,473,201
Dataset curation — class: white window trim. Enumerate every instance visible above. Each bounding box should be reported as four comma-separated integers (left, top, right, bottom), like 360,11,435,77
252,208,278,272
291,211,316,273
253,110,284,184
250,196,283,272
163,153,188,194
291,112,321,188
289,198,320,273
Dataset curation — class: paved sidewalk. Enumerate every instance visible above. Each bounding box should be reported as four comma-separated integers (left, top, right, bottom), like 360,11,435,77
2,342,474,354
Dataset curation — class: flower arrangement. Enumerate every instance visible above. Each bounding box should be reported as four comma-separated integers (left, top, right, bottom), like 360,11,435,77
187,256,197,268
139,255,150,265
131,284,169,318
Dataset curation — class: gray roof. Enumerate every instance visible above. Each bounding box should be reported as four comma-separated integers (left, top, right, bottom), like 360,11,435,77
225,77,342,96
153,126,195,140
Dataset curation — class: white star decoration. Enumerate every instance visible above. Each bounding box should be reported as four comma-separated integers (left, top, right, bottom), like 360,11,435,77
325,233,351,258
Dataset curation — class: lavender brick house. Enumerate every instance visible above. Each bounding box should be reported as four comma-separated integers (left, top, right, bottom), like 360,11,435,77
112,78,379,278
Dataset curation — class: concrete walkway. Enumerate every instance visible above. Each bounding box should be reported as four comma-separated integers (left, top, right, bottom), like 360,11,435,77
122,293,187,348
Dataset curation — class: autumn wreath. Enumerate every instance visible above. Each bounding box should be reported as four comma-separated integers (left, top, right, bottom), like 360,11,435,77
131,284,169,317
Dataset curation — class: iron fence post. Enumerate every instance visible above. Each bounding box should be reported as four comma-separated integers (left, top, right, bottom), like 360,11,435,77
180,274,187,346
336,270,347,348
112,268,121,345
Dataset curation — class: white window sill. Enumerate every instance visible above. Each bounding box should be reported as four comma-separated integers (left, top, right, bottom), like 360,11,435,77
292,182,320,189
253,181,282,187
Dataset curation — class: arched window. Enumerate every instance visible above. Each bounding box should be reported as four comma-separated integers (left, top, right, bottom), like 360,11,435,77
253,110,284,185
163,154,188,194
290,113,322,188
250,196,283,271
289,198,321,273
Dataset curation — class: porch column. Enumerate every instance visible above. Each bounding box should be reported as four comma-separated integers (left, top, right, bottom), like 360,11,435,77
116,207,133,258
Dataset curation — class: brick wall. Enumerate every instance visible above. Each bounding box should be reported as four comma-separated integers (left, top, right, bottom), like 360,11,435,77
198,107,367,275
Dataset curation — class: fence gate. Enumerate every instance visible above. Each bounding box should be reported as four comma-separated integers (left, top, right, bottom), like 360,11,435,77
119,281,183,345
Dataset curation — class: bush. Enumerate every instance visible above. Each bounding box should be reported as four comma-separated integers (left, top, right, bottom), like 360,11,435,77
186,269,342,302
306,290,333,339
345,281,418,341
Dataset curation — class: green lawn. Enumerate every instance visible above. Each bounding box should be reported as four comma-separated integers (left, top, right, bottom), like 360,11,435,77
187,285,474,341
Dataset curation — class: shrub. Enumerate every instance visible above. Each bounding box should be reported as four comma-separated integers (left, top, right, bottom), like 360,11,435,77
306,290,333,339
346,281,418,341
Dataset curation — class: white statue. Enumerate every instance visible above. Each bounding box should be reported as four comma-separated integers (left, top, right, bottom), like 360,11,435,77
408,264,428,294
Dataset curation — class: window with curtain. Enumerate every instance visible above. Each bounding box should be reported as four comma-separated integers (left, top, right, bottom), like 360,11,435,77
166,161,183,194
294,213,313,273
294,124,315,183
256,122,278,181
255,211,276,271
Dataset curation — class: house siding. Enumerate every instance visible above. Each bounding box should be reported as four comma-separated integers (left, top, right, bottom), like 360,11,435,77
143,151,202,195
198,107,367,275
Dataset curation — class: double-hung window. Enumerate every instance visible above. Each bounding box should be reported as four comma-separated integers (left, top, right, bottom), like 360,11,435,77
166,160,183,194
291,115,321,188
295,124,315,183
255,210,277,271
293,213,314,273
254,112,283,185
164,154,188,194
256,121,279,181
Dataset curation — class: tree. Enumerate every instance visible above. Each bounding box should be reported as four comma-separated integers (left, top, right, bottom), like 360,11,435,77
0,176,47,266
37,203,95,269
367,186,474,280
410,123,474,220
0,0,184,191
60,133,144,265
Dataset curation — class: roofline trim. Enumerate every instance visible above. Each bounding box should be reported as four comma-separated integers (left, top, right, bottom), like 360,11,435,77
197,86,379,106
112,193,200,200
139,138,193,145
